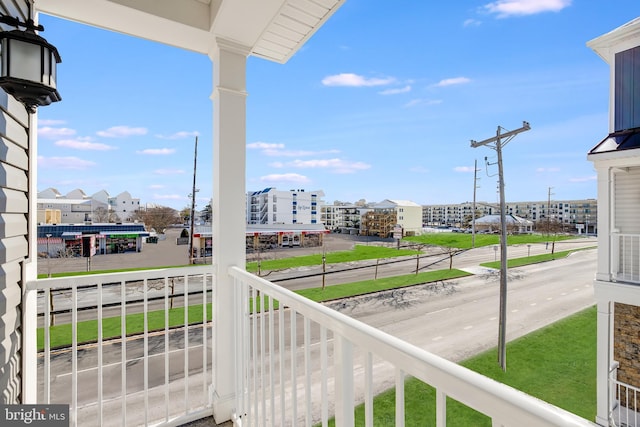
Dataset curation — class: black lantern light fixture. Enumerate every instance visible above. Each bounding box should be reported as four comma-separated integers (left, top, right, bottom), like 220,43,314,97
0,14,61,112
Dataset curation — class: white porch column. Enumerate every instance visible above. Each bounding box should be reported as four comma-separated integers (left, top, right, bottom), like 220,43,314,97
210,38,249,423
595,299,613,426
594,165,612,282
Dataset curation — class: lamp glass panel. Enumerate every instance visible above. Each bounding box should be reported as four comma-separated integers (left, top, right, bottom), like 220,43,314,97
42,49,50,85
50,51,56,87
8,38,42,83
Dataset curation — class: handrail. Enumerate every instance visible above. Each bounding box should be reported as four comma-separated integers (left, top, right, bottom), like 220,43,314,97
27,264,214,290
229,266,595,426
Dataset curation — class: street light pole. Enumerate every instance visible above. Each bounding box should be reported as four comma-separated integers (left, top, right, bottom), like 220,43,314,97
471,121,531,371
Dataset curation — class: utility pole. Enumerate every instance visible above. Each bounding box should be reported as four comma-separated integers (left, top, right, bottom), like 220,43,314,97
188,136,198,265
472,159,480,249
546,186,554,236
471,121,531,371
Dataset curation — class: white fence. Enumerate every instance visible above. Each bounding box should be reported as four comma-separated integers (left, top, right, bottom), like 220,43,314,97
228,266,596,427
26,265,214,427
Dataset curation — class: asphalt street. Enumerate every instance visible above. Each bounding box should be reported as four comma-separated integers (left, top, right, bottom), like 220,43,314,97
40,240,598,426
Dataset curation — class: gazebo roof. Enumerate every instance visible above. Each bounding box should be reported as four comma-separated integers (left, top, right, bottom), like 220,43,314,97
475,214,533,226
37,0,346,63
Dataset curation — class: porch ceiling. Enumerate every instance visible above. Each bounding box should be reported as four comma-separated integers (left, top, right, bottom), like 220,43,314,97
35,0,345,63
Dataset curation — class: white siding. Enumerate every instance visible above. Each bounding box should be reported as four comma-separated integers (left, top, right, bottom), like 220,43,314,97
0,0,30,405
614,167,640,234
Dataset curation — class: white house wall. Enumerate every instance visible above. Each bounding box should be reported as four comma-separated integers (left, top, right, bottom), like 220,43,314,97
614,166,640,234
0,0,31,405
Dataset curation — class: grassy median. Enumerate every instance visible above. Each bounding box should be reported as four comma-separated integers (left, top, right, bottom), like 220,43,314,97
325,306,596,426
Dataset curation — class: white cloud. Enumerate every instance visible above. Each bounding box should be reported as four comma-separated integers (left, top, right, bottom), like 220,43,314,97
464,19,482,27
290,158,371,174
322,73,395,87
155,131,199,140
154,194,184,200
379,85,412,95
569,175,597,183
96,125,148,138
55,138,117,151
536,167,561,172
149,184,165,189
269,162,285,168
154,168,185,175
137,148,176,155
249,142,340,157
248,142,285,150
454,166,475,172
260,173,310,184
483,0,571,18
404,99,443,108
433,77,471,87
38,126,76,139
38,119,66,126
38,156,96,169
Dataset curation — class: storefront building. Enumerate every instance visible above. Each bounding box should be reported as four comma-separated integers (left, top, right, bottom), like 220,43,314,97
37,224,149,257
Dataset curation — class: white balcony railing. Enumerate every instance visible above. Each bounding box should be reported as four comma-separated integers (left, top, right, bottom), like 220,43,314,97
229,266,595,427
611,378,640,426
26,265,214,427
612,233,640,284
27,265,597,427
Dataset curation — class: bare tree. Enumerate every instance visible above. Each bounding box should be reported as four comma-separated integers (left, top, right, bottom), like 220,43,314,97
535,217,565,253
138,205,180,233
92,207,120,223
179,207,191,224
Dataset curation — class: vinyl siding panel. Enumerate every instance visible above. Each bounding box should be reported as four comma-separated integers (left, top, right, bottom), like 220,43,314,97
0,0,30,404
614,167,640,234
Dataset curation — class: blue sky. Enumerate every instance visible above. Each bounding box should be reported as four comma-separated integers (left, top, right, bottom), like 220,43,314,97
36,1,640,211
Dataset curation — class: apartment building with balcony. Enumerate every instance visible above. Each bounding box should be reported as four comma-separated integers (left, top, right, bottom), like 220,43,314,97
362,199,423,237
587,17,640,426
423,199,597,234
321,203,368,232
247,187,325,225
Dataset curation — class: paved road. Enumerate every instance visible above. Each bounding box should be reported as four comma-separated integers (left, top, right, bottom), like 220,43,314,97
41,245,597,425
265,237,597,290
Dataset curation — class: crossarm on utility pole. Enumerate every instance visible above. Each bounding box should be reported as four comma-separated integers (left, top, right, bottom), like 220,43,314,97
470,121,530,148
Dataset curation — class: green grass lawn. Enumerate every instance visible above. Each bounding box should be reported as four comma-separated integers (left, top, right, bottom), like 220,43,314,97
404,232,577,249
38,268,470,350
325,306,596,426
247,245,421,272
480,247,595,269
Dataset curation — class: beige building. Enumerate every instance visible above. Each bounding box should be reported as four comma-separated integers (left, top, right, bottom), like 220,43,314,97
362,199,423,237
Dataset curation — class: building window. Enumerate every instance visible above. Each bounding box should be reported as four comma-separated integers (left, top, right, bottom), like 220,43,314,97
615,45,640,131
